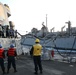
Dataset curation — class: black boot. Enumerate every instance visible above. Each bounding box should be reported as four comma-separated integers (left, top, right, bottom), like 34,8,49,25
2,69,6,74
7,69,9,74
3,71,6,74
40,70,43,74
14,69,17,73
34,72,38,75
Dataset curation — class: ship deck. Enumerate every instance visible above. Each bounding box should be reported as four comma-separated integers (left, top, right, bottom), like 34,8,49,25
0,55,76,75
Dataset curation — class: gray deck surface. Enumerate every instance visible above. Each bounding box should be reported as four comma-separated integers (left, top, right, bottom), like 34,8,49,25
0,55,76,75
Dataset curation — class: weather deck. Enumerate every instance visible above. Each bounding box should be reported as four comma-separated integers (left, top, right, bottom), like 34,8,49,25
0,55,76,75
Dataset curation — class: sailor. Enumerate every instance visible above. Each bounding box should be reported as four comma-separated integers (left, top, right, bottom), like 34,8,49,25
14,30,17,38
0,24,3,38
9,28,14,38
6,25,9,38
0,44,5,74
30,39,43,74
7,44,17,73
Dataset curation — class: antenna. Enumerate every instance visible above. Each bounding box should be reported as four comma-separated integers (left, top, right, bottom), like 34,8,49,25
46,14,47,27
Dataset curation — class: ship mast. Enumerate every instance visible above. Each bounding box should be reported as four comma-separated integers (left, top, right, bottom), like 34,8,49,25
65,21,71,36
46,14,47,27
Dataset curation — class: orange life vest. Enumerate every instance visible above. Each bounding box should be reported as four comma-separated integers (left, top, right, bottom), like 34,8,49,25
0,48,4,58
8,48,15,56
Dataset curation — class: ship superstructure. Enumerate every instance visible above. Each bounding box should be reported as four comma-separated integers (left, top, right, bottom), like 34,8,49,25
0,2,11,25
0,2,16,38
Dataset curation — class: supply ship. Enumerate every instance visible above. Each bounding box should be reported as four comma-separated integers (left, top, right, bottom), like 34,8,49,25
21,17,76,60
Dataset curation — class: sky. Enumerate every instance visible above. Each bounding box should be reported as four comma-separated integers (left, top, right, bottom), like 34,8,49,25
0,0,76,35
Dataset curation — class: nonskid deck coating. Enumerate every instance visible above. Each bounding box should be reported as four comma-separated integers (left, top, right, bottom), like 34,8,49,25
0,55,76,75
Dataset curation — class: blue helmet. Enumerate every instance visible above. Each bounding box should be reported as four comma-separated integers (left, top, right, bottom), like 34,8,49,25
10,44,14,48
0,44,2,48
